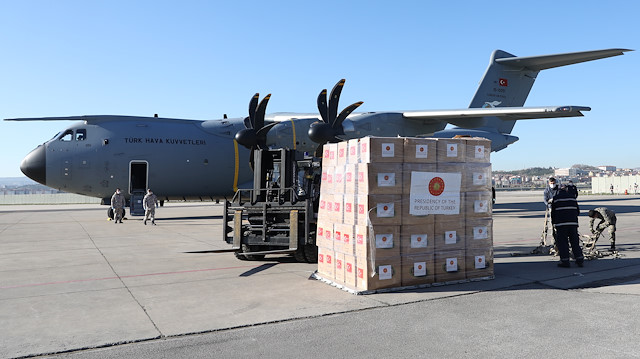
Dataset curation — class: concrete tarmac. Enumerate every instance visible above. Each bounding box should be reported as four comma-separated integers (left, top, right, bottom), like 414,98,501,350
1,192,640,358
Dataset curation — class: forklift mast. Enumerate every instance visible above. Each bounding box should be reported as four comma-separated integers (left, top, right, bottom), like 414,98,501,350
223,148,321,263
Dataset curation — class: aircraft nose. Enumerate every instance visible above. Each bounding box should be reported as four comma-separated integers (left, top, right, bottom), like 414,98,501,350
20,145,47,185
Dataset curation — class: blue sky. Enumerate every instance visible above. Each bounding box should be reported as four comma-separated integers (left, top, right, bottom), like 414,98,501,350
1,1,638,177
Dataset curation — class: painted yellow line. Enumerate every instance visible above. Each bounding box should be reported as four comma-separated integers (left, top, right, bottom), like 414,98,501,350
289,119,297,150
233,139,239,192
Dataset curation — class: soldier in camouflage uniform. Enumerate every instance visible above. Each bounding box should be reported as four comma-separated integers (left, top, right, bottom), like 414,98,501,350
111,188,126,223
588,207,617,251
143,189,158,225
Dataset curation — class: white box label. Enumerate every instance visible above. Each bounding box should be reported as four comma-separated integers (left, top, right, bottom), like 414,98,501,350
411,234,428,248
415,145,428,158
474,200,488,213
378,265,393,280
475,255,486,269
475,145,485,159
377,173,396,187
409,171,461,215
413,262,427,276
445,230,457,245
375,233,393,249
377,202,395,218
446,143,458,157
473,226,488,239
381,143,395,157
446,257,458,272
472,172,487,186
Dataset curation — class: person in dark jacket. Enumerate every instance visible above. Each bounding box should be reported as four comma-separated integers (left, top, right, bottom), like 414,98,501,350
543,177,560,208
551,187,584,268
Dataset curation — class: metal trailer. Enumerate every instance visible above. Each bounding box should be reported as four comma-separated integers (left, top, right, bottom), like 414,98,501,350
222,148,322,263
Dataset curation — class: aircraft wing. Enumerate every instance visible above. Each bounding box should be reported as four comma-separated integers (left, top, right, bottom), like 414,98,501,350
402,106,590,127
4,115,201,123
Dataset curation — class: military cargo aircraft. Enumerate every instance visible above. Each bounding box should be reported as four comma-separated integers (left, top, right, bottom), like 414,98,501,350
6,48,630,203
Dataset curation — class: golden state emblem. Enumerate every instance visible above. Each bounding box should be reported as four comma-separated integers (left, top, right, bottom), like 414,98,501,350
428,177,445,196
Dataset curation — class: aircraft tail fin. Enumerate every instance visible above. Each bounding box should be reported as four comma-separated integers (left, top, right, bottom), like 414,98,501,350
468,48,631,134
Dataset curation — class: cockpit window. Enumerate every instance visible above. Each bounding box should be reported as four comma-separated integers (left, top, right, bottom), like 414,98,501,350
75,129,86,141
59,130,74,141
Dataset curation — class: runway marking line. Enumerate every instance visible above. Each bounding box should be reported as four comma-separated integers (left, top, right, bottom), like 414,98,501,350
0,264,260,289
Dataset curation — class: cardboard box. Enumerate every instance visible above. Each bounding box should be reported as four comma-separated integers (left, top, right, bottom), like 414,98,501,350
332,194,343,224
321,166,334,194
463,138,491,163
403,137,437,163
337,141,349,166
465,247,494,279
357,163,403,195
356,194,402,226
465,191,492,219
359,137,404,163
354,225,401,259
316,220,333,250
333,223,354,255
321,221,333,250
347,138,360,164
343,194,356,225
434,219,465,251
322,143,337,167
340,224,355,256
344,254,357,289
400,224,435,255
333,165,345,195
401,253,436,286
402,163,437,195
466,218,493,249
317,247,335,280
464,163,492,192
344,164,357,194
436,138,466,163
334,252,345,284
356,256,402,291
333,223,344,254
435,250,466,282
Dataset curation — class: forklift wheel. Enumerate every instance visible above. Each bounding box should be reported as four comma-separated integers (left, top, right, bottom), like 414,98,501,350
235,244,265,261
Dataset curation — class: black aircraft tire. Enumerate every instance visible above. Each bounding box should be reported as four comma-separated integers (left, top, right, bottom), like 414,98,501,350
304,244,318,263
107,207,114,220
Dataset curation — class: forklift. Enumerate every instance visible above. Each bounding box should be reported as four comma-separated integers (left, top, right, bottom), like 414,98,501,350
222,148,322,263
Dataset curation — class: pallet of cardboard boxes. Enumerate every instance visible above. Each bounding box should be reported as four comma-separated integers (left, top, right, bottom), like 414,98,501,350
315,136,494,294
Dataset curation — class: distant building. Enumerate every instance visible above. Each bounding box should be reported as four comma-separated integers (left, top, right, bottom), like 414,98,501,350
554,168,584,177
592,175,640,194
598,165,616,172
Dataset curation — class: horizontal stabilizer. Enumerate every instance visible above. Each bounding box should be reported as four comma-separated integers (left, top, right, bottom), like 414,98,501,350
496,48,632,71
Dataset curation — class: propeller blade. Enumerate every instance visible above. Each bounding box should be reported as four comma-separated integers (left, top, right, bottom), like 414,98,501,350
248,93,259,129
317,89,328,124
255,94,271,130
333,101,363,131
328,79,345,125
256,122,278,149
